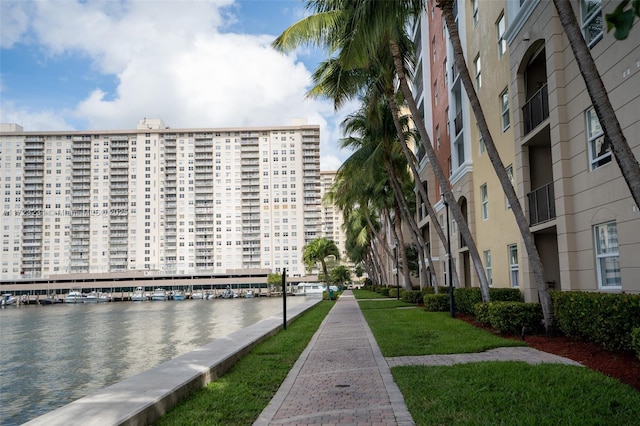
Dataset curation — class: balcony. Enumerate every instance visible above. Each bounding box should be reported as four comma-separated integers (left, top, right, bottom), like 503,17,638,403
527,182,556,226
522,84,549,135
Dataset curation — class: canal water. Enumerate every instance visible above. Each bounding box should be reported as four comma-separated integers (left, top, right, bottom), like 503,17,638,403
0,296,308,425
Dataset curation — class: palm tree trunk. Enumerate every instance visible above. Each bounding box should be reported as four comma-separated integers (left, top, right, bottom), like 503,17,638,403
389,39,491,302
386,161,440,289
553,0,640,209
386,89,460,291
438,0,554,330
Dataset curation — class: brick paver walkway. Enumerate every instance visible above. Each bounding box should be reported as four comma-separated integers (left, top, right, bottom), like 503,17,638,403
254,291,582,425
254,291,414,426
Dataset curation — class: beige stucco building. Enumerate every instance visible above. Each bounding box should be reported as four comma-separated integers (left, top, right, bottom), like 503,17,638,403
413,0,639,299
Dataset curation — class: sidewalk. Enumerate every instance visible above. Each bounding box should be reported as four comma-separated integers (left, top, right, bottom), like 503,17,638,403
254,290,415,426
254,291,581,425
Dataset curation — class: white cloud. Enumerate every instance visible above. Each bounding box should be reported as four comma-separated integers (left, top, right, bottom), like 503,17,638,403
1,0,354,169
0,1,32,48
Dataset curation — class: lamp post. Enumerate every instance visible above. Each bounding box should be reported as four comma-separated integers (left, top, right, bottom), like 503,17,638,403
442,196,455,318
394,237,400,300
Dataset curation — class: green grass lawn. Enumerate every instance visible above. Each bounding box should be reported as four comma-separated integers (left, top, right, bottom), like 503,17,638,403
353,288,389,299
156,301,333,426
359,297,640,425
359,301,526,356
393,362,640,425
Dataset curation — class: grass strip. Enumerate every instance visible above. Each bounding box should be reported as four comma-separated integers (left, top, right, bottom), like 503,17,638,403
393,362,640,425
359,302,525,356
353,288,389,299
156,300,333,426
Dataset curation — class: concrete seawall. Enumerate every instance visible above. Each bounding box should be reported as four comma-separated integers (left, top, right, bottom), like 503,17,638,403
24,297,322,426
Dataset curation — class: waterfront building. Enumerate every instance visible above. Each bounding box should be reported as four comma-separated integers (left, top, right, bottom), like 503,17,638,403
411,0,639,298
0,119,321,280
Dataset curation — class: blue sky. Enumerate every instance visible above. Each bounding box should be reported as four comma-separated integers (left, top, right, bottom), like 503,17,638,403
0,0,355,170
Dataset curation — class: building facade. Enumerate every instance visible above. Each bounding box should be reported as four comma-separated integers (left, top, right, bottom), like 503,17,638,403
0,119,321,280
413,0,639,298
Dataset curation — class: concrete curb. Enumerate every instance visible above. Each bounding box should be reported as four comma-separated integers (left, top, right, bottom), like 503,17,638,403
24,297,322,426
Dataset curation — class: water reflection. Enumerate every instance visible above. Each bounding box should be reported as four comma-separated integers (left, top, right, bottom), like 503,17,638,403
0,297,307,425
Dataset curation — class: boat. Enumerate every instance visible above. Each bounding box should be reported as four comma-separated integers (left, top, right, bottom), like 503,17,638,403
84,291,99,303
206,292,217,300
219,287,238,299
243,290,255,298
130,287,147,301
64,289,85,304
97,292,111,303
1,294,17,306
295,283,325,296
172,290,185,301
191,290,204,300
151,288,168,301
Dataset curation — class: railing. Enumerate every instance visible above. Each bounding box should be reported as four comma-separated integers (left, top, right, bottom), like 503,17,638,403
454,110,463,135
527,181,556,226
522,84,548,135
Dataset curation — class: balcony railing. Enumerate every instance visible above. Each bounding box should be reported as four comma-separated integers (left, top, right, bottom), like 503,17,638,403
522,84,549,135
527,181,556,226
454,110,463,135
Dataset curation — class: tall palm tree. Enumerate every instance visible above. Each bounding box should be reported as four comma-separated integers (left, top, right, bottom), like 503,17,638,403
552,0,640,209
436,0,554,330
274,0,488,298
302,237,340,298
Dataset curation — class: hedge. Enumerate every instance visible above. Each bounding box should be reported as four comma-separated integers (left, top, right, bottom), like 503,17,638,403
488,302,544,335
552,291,640,351
632,328,640,360
402,290,424,304
454,287,523,315
424,294,450,312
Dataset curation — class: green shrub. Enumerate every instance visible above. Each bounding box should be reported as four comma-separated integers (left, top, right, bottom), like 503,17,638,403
474,302,492,325
454,288,483,314
454,288,522,315
424,294,450,312
488,302,544,335
388,287,399,298
552,291,640,351
402,290,424,304
423,286,436,295
632,328,640,360
490,288,523,302
379,287,390,297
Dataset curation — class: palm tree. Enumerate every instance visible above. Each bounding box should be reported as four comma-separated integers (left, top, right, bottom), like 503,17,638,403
552,0,640,209
329,265,351,287
436,0,554,330
274,0,487,297
302,237,340,299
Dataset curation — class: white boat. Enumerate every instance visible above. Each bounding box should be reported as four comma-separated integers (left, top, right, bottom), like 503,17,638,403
1,294,17,306
206,292,217,300
64,290,85,304
84,292,99,303
220,287,238,299
130,287,147,302
172,290,185,301
191,290,204,300
295,283,325,296
243,290,255,298
151,288,168,301
97,293,111,303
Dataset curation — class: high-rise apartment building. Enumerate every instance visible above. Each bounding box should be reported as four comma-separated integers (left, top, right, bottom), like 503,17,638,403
320,171,346,259
0,119,321,280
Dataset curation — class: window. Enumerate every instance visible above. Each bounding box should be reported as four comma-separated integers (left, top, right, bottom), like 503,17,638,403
508,244,519,287
594,221,621,288
472,0,478,26
474,54,481,89
478,123,485,154
500,88,510,131
497,13,506,57
480,183,488,220
506,165,514,209
484,250,492,286
581,0,603,48
586,107,611,170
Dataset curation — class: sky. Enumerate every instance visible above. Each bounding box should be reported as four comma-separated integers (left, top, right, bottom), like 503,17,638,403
0,0,358,171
